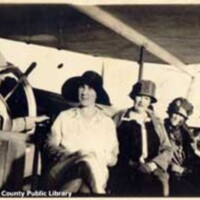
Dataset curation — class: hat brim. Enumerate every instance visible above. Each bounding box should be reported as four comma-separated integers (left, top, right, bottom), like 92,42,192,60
61,76,80,103
174,107,188,119
62,77,111,106
129,92,157,104
95,87,112,106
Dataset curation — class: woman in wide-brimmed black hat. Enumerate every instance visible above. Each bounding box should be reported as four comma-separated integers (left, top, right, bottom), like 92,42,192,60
61,71,111,106
43,71,118,194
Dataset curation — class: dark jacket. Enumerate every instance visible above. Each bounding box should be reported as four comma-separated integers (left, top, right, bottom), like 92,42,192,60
114,108,172,171
164,119,200,172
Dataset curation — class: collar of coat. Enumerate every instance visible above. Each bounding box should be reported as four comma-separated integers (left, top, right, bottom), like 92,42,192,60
115,107,165,137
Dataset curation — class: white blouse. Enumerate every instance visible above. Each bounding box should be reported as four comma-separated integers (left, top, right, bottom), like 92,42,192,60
49,107,119,167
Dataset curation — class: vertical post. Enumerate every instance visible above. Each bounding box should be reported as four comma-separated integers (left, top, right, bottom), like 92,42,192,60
25,7,30,44
0,50,7,66
138,46,145,81
58,10,64,50
186,76,195,100
101,60,105,83
31,127,40,190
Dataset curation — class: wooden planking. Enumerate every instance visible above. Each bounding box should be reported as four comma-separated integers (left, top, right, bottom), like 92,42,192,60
0,131,30,142
0,131,31,189
0,141,9,188
0,139,26,190
3,140,26,190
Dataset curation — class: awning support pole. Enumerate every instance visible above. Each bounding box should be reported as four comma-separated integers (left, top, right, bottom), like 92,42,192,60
138,46,145,81
73,5,193,77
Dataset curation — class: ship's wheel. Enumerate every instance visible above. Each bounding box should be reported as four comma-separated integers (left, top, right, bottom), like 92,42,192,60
0,64,36,132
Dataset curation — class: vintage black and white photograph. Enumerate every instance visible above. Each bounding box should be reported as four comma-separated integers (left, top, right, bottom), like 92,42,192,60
0,0,200,197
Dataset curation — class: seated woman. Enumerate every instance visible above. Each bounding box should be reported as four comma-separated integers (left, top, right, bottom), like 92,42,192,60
110,80,172,196
42,71,119,194
164,97,200,196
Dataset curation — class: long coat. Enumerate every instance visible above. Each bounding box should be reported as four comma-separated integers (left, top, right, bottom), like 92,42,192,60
114,108,172,171
109,108,172,196
164,119,200,196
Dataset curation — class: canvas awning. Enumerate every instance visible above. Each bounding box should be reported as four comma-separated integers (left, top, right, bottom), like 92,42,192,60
0,3,199,74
